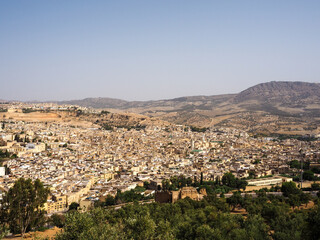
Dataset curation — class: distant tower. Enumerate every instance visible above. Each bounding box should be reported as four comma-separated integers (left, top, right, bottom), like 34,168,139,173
191,139,195,150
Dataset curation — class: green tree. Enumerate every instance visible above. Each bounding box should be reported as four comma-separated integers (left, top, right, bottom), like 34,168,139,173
243,214,270,240
0,224,8,239
222,172,237,188
289,160,300,169
303,170,315,181
227,191,244,211
104,195,116,206
236,179,248,191
195,224,216,240
55,210,95,240
155,220,174,240
311,183,320,191
143,181,150,189
0,178,49,237
68,202,80,211
221,172,247,191
304,204,320,240
162,179,171,191
50,214,66,228
126,214,156,240
281,182,300,197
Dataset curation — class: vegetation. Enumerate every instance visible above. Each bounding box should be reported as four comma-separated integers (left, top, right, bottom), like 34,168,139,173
190,126,208,133
0,150,17,161
160,173,248,194
162,175,193,191
311,183,320,191
68,202,80,211
253,159,261,164
49,214,66,228
0,150,11,160
55,183,320,240
98,187,153,207
100,110,110,115
288,160,320,181
0,178,50,237
253,132,319,142
22,108,38,113
102,124,113,131
102,123,146,131
76,109,83,116
221,172,248,191
289,160,302,169
1,176,319,239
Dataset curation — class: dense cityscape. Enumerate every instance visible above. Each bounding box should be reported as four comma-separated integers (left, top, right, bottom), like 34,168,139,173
1,104,320,212
2,1,320,239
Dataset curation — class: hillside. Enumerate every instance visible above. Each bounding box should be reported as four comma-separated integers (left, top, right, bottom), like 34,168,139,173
54,81,320,134
59,94,235,111
234,81,320,116
235,81,320,103
60,97,129,109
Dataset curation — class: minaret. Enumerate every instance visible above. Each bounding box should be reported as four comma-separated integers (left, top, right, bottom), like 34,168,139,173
191,139,195,150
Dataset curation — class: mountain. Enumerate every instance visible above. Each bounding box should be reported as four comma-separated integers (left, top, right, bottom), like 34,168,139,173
233,81,320,116
60,97,129,109
59,94,236,110
234,81,320,104
58,81,320,134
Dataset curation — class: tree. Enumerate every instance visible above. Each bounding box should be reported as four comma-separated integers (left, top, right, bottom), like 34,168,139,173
195,224,215,240
0,224,8,239
162,179,171,191
303,170,315,181
0,178,49,237
248,170,256,179
100,110,110,115
50,214,66,228
304,204,320,239
221,172,247,190
55,210,95,240
281,181,301,197
236,179,248,191
289,160,300,169
227,191,244,211
68,202,80,211
104,195,116,206
143,181,150,189
311,183,320,191
124,214,156,240
222,172,237,188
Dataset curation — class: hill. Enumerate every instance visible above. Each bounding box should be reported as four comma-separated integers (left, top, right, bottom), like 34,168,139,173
54,81,320,134
234,81,320,116
235,81,320,103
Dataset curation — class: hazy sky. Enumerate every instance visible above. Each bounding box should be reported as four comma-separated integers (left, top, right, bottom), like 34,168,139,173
1,1,320,101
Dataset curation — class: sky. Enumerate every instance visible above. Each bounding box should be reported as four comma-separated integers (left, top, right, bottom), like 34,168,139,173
1,1,320,101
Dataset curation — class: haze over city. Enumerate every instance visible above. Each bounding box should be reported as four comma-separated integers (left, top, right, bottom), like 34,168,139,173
1,0,320,101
